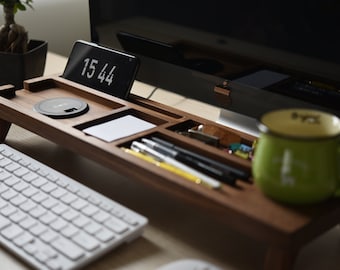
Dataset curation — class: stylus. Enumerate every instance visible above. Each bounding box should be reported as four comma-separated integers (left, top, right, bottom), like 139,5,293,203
121,147,204,185
131,141,221,189
142,138,236,186
151,136,249,180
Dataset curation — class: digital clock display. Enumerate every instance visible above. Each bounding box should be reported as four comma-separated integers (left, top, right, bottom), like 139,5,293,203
62,40,139,99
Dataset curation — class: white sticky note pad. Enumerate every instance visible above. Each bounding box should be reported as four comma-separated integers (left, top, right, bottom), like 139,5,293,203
83,115,156,142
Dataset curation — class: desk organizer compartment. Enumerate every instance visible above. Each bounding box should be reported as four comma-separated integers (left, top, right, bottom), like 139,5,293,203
23,77,125,110
118,130,252,190
73,108,166,144
11,77,128,127
167,119,255,160
74,108,167,131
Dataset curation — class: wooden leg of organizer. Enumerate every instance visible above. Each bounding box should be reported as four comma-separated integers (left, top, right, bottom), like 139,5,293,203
264,246,297,270
0,119,11,143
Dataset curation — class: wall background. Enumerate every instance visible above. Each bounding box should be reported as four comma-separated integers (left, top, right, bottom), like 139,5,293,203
0,0,91,56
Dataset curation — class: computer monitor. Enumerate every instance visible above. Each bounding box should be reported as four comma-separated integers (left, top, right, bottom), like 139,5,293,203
88,0,340,118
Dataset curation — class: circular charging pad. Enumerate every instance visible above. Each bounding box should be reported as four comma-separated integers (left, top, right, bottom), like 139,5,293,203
34,97,89,119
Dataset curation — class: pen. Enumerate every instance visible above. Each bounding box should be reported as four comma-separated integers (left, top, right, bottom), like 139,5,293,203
142,138,236,186
151,136,249,180
131,141,221,189
121,147,204,185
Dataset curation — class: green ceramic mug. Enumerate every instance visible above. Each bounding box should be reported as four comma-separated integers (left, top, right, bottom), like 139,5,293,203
252,108,340,204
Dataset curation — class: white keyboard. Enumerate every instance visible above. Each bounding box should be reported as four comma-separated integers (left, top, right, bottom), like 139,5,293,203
0,144,148,270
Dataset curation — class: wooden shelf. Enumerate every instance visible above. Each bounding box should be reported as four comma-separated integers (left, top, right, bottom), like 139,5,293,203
0,76,339,270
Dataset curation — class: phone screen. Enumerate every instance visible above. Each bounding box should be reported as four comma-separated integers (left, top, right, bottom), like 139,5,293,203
62,40,139,99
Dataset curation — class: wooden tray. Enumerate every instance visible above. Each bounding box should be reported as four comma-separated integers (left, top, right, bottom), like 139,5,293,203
0,76,339,270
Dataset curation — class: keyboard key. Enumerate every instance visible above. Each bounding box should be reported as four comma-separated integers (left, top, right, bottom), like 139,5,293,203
51,187,67,199
19,216,37,230
31,177,48,188
13,232,34,247
93,210,110,223
60,192,78,204
30,223,48,236
29,206,47,219
72,231,100,251
18,159,30,167
0,170,11,181
41,197,58,209
5,162,21,172
51,203,68,215
46,174,59,183
34,250,50,263
11,190,28,203
88,195,101,206
61,224,79,238
104,217,129,234
50,218,68,231
71,198,88,210
61,209,79,221
9,210,27,223
123,215,139,226
22,186,39,197
22,172,39,182
95,228,115,243
20,200,37,212
46,259,62,270
41,182,58,193
13,167,29,177
84,222,102,235
4,176,20,186
39,212,58,225
0,198,7,209
0,215,11,230
1,204,17,216
56,179,68,188
1,150,12,157
0,157,12,167
40,229,59,243
73,215,91,228
81,204,99,217
42,246,58,259
1,189,19,200
1,223,24,240
0,183,9,194
37,168,49,177
13,181,29,192
66,184,78,193
99,202,113,212
51,236,85,261
23,242,38,255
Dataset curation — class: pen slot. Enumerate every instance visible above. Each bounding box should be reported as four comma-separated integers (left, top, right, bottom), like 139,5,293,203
168,120,220,146
120,133,252,189
167,120,255,160
72,109,167,143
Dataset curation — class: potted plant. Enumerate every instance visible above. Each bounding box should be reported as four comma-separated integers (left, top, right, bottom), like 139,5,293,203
0,0,47,90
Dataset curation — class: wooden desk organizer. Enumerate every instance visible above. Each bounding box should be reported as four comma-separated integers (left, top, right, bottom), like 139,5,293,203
0,76,339,270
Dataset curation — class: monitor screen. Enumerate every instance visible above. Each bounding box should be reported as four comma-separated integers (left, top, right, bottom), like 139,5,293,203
89,0,340,118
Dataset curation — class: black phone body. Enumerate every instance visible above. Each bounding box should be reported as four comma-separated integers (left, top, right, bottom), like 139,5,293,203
63,40,139,99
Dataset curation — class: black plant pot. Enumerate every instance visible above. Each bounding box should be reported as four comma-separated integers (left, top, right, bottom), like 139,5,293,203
0,40,48,90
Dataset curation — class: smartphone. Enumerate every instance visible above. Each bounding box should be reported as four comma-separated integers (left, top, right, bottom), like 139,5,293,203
117,31,184,65
62,40,139,99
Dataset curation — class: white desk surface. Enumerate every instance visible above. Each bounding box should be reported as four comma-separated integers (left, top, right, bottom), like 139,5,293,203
1,52,340,270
